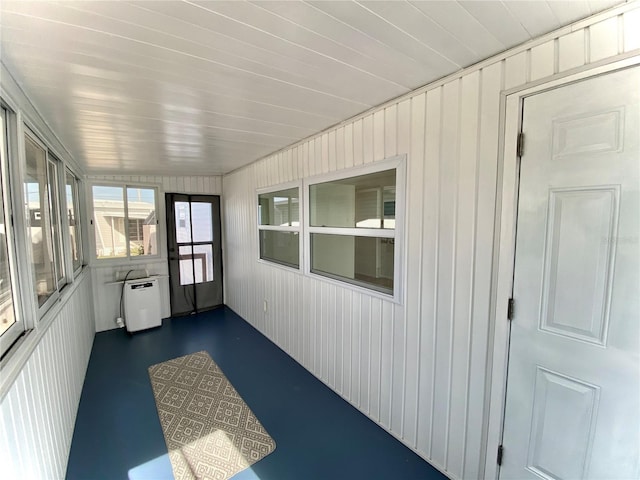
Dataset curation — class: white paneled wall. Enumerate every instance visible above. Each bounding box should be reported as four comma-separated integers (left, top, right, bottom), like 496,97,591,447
0,273,94,479
87,174,222,332
87,174,223,196
223,8,640,479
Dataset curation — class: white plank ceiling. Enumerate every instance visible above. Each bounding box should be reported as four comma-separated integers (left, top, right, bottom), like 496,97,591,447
0,0,624,175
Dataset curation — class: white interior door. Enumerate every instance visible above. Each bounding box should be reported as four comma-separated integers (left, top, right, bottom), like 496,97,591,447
501,66,640,479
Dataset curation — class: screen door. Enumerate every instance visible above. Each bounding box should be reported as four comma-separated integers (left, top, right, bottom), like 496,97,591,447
166,194,222,316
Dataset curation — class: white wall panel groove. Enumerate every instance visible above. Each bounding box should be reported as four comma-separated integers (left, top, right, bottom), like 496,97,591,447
223,9,639,479
0,274,95,479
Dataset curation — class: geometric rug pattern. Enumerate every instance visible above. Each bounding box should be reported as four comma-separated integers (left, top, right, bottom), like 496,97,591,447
148,351,276,480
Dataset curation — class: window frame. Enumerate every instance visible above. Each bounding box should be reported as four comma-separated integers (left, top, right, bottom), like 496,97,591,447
65,168,84,276
22,127,67,315
89,181,161,264
303,155,406,303
0,105,24,357
46,152,67,291
256,180,303,271
1,88,89,378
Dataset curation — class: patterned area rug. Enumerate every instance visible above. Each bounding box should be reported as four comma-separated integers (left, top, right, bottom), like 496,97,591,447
148,351,276,480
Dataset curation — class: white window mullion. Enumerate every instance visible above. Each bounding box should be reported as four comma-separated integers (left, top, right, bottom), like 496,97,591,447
307,226,395,238
123,187,130,258
258,225,300,233
0,106,25,355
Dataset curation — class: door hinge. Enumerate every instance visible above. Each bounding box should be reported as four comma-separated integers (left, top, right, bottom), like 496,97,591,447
507,298,515,320
517,132,524,157
497,445,504,466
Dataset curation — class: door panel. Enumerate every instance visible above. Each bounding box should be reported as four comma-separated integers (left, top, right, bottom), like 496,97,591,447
501,67,639,479
527,367,600,480
540,186,618,344
166,194,222,316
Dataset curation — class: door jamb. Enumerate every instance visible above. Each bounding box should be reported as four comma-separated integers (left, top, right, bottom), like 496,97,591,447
483,55,640,480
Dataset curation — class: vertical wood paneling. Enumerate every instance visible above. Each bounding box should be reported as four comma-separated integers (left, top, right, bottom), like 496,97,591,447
307,139,316,177
379,300,393,429
369,298,382,421
447,70,481,478
384,105,397,158
504,51,528,89
463,61,503,480
392,97,413,447
319,282,328,381
559,30,586,71
391,302,405,436
530,40,556,81
0,274,95,479
360,116,371,166
346,118,364,167
430,79,460,468
315,137,323,175
328,284,337,387
589,17,620,62
416,86,442,459
221,11,637,480
321,133,330,174
336,127,345,171
334,287,344,393
351,292,362,408
373,110,385,161
624,8,640,51
359,295,370,415
91,174,222,194
344,123,354,169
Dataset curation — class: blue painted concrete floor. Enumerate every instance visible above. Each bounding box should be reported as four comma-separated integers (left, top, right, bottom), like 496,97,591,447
66,307,446,480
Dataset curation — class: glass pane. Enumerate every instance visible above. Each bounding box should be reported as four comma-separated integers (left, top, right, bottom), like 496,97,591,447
191,202,213,242
0,112,16,337
24,135,56,305
193,244,214,283
174,201,191,243
178,245,213,286
47,160,64,284
92,185,126,259
179,245,194,286
127,187,157,256
65,171,82,271
311,233,394,294
0,195,15,337
258,188,299,226
309,169,396,229
259,230,299,268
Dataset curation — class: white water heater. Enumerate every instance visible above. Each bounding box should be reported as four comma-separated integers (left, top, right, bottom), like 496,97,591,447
124,278,161,333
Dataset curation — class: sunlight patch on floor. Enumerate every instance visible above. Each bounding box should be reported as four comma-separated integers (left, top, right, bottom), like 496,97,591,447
128,430,263,480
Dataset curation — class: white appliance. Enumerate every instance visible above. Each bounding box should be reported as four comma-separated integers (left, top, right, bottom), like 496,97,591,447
124,277,162,333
